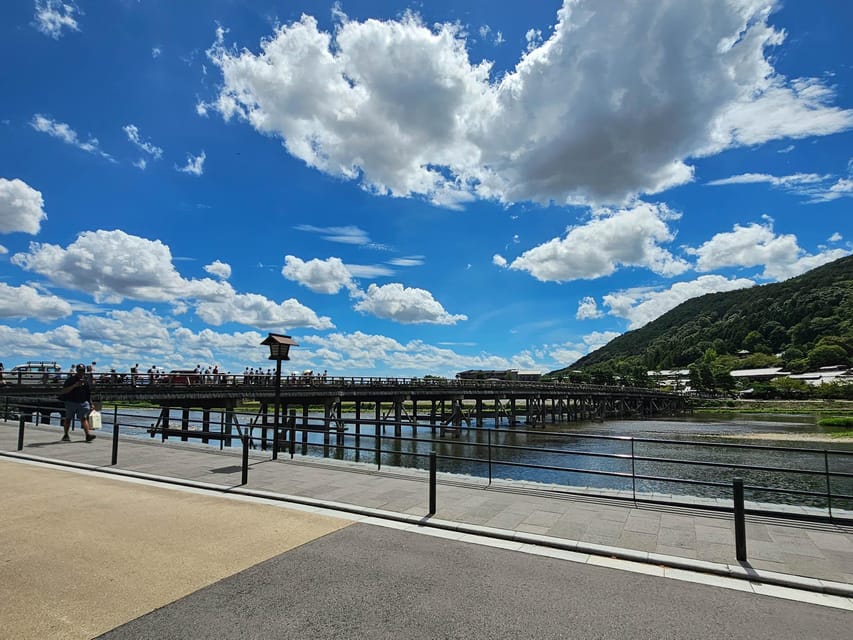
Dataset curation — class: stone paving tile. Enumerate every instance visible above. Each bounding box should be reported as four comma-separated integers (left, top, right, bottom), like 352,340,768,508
740,523,773,542
779,554,847,581
583,534,621,547
521,509,563,528
617,531,658,552
699,542,738,565
806,530,853,551
656,526,696,549
654,544,698,559
821,549,853,567
544,519,589,540
482,509,531,528
768,537,826,559
585,519,625,539
624,513,661,535
695,524,734,545
516,523,552,535
745,540,787,563
595,508,631,524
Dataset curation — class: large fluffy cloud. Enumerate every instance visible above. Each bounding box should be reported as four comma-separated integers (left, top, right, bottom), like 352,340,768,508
282,255,357,294
205,1,853,207
77,308,174,353
10,229,332,329
0,282,71,320
195,292,333,330
354,283,467,324
12,230,196,303
687,221,850,279
603,276,755,329
508,203,688,282
0,178,47,234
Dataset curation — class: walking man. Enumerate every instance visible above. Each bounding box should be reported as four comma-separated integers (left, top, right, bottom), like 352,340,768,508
61,364,96,442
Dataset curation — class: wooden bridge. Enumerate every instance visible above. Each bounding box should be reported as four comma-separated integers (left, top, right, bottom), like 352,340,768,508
1,375,688,440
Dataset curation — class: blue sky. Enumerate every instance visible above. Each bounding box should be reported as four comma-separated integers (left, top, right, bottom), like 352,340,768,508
0,0,851,378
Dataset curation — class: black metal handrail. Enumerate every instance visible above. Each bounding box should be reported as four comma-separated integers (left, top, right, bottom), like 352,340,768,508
5,400,852,523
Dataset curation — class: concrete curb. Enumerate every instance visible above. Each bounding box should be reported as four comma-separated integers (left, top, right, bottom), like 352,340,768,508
3,449,851,599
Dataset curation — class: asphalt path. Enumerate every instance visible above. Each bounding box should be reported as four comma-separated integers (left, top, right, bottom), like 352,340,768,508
98,524,850,640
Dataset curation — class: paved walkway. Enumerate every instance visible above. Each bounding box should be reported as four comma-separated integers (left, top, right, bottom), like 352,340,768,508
3,420,852,597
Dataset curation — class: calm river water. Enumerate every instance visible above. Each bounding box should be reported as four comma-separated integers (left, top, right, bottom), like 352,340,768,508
107,408,853,512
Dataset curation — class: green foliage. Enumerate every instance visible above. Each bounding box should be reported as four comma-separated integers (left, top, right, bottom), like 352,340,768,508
808,343,849,368
818,416,853,427
551,256,853,393
769,376,811,399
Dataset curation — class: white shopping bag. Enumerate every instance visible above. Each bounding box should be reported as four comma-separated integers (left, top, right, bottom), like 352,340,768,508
88,409,102,430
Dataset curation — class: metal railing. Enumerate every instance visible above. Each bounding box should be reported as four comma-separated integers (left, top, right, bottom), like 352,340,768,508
0,370,672,396
6,399,851,525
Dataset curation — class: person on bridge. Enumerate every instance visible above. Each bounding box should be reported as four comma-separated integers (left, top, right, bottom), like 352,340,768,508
60,364,96,443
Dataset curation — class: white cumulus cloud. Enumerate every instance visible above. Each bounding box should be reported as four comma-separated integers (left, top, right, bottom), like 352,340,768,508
687,222,850,279
354,283,467,324
603,276,755,329
194,291,333,330
10,229,332,330
0,282,72,320
204,260,231,280
509,203,688,282
575,296,602,320
0,178,47,234
11,230,195,303
204,1,853,208
282,255,356,294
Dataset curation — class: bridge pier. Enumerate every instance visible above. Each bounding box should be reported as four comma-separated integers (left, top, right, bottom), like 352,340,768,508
201,408,211,444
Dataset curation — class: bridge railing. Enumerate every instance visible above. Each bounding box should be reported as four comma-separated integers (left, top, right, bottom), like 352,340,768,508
0,370,673,397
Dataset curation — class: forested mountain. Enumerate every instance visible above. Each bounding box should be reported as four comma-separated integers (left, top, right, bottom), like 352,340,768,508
550,255,853,383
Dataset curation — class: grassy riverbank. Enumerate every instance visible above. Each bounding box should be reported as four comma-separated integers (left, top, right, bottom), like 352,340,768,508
692,398,853,415
691,398,853,441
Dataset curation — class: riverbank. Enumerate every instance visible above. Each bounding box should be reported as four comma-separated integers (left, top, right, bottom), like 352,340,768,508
692,398,853,414
721,432,853,443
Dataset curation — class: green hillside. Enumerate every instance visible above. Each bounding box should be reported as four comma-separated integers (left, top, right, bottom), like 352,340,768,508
549,255,853,387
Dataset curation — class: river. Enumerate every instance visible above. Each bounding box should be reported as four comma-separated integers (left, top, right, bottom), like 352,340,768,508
102,408,852,514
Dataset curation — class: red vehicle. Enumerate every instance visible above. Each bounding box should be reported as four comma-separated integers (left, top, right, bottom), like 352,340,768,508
162,370,199,385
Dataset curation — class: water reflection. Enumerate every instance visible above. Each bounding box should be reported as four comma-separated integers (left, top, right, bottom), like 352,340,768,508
107,408,853,513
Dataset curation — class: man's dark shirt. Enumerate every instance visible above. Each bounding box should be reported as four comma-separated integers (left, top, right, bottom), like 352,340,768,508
62,374,91,403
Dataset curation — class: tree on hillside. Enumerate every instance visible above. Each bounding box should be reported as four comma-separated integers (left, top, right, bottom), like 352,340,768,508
808,343,849,369
769,376,811,399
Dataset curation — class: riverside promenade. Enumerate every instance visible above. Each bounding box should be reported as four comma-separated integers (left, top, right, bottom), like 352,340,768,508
2,420,852,638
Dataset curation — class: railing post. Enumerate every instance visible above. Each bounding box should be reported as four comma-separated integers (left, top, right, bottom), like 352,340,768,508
241,434,249,486
733,477,747,561
631,438,637,502
17,415,25,451
487,429,492,485
429,451,437,515
111,418,120,465
824,450,833,521
375,424,381,470
272,427,278,461
289,415,296,459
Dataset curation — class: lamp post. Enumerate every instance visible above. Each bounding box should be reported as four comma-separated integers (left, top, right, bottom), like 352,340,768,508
261,333,298,455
